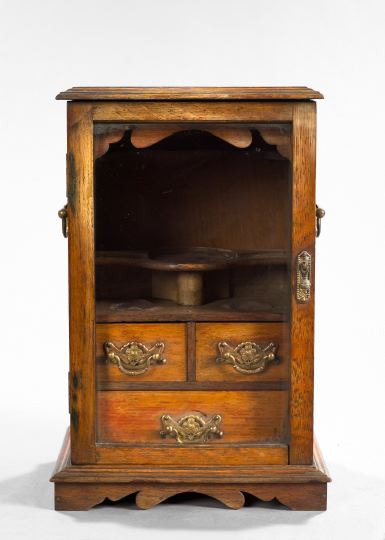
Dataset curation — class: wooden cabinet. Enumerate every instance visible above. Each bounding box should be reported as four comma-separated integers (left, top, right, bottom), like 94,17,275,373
51,87,330,511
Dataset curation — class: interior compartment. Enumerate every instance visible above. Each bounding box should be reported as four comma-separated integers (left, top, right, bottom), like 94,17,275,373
94,124,292,322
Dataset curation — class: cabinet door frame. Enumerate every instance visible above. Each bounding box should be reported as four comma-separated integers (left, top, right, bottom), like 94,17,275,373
66,100,316,465
67,102,96,464
290,102,317,464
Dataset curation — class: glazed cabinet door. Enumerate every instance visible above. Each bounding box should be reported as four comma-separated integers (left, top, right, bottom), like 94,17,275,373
91,104,293,467
66,100,316,467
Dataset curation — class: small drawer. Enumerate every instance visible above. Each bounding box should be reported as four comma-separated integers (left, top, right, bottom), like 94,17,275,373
96,390,288,445
96,323,186,382
196,322,289,382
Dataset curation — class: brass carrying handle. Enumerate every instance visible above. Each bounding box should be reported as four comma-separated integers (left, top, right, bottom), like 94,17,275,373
316,205,325,237
58,205,68,238
216,341,278,374
104,341,166,376
160,413,223,444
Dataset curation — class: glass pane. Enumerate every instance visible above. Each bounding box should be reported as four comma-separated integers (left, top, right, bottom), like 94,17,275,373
94,122,291,450
94,123,292,323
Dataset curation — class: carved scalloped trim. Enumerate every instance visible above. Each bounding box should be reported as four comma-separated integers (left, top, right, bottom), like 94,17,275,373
136,487,245,509
94,130,126,159
136,483,327,510
257,126,292,160
93,125,291,160
130,126,252,149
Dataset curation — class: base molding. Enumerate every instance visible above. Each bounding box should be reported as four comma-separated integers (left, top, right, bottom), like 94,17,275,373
51,430,330,511
54,481,327,511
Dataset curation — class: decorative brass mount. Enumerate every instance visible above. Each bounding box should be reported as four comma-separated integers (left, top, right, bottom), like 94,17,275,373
216,341,278,374
160,413,223,444
104,341,166,376
296,251,312,303
58,205,68,238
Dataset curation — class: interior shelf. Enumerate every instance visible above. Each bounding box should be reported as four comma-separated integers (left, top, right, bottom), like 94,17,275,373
96,298,287,323
96,249,288,269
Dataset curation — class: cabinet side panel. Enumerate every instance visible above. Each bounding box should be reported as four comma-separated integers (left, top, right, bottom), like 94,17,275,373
290,102,316,464
67,102,96,463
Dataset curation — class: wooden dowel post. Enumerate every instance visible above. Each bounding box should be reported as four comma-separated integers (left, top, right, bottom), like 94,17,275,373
177,272,203,306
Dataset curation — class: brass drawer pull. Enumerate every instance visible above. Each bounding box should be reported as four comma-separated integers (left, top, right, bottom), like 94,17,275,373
216,341,278,374
160,413,223,444
104,341,166,376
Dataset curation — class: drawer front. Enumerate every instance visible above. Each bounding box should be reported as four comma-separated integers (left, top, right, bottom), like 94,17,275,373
196,322,289,382
96,323,186,382
96,445,288,466
96,390,288,445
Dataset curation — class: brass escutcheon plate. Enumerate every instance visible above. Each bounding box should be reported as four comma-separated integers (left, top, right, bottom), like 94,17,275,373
296,251,311,303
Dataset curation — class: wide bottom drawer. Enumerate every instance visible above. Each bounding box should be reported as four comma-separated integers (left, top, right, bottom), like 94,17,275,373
95,444,288,466
96,390,289,446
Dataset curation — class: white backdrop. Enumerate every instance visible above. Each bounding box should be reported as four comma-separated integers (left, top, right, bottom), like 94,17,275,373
1,1,384,539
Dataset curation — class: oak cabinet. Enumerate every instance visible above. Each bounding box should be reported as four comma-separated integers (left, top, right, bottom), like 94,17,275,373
51,87,330,511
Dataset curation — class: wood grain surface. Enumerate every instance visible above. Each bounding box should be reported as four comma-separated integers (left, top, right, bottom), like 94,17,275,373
96,390,289,445
290,102,317,464
54,480,327,511
52,429,329,484
67,102,96,464
95,445,288,466
56,86,323,101
130,125,253,148
91,101,294,123
95,299,286,323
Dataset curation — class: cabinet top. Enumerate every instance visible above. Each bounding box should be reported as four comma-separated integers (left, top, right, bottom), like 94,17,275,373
56,86,323,101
